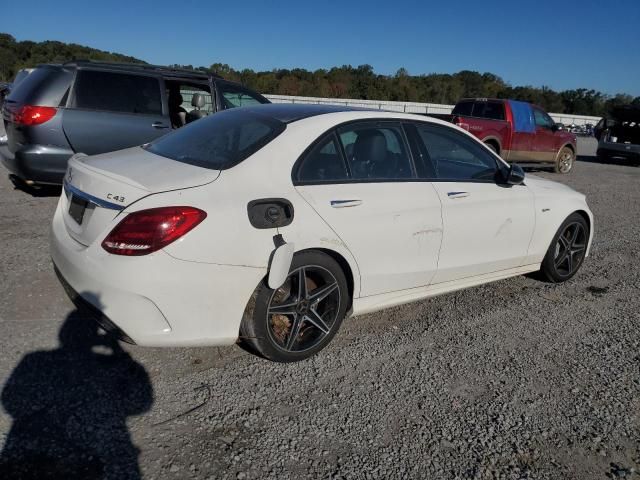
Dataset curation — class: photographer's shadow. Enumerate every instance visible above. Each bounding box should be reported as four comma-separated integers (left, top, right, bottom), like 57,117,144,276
0,294,153,479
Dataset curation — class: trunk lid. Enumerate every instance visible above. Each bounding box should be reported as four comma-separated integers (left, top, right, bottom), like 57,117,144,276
62,146,220,246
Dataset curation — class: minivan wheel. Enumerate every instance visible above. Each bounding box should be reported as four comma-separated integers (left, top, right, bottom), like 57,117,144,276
540,213,589,283
554,147,575,174
240,251,349,362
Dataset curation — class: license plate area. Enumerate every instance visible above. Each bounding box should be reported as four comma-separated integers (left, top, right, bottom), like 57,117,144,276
68,194,89,225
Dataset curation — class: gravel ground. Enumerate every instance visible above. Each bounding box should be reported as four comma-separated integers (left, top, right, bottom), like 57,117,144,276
0,138,639,480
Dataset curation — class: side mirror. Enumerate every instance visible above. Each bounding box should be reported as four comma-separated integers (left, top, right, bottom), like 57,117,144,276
506,164,525,185
551,123,560,132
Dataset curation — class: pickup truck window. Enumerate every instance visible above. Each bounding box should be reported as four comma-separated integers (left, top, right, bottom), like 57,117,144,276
414,124,499,182
452,101,473,116
482,101,505,120
533,107,554,129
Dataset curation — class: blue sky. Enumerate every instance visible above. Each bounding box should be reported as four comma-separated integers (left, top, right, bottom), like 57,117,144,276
4,0,640,96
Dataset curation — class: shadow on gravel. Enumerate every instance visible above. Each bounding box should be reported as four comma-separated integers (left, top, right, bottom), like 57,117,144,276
8,175,62,198
577,154,639,167
0,296,153,480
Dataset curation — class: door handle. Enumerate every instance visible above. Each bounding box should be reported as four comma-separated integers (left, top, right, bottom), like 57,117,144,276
152,122,170,129
447,191,470,199
330,199,363,208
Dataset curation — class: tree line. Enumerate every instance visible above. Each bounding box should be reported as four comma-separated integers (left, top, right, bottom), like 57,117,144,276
2,33,637,117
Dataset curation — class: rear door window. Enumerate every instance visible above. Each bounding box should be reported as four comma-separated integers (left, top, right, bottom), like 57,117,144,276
297,134,349,183
71,70,162,115
338,123,413,181
145,108,285,170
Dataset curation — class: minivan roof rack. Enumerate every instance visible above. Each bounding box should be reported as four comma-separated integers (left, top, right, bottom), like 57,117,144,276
61,59,222,79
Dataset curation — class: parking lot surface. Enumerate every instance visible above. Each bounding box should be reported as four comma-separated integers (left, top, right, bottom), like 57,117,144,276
0,138,639,479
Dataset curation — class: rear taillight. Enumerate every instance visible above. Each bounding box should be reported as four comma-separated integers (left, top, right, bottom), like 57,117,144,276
10,105,57,126
102,206,207,256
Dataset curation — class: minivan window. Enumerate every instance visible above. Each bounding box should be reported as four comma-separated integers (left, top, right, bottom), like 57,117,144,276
219,83,265,109
71,70,162,115
145,108,285,170
6,67,73,107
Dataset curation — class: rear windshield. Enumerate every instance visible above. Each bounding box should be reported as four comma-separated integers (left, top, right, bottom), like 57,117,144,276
452,101,473,116
145,108,286,170
6,66,72,106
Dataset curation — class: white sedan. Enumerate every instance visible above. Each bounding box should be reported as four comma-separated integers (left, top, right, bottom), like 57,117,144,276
50,104,594,362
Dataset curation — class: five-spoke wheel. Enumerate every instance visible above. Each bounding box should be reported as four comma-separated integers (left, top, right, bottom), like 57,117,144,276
240,251,348,362
541,213,589,282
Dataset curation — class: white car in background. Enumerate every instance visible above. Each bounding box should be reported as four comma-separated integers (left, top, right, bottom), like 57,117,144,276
50,104,594,362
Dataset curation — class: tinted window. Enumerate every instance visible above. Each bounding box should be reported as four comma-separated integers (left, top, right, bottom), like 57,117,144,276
452,101,473,116
533,108,554,128
145,108,285,170
338,123,413,181
219,83,266,109
471,102,486,117
6,67,72,107
416,124,499,181
483,101,505,120
72,70,162,115
298,135,348,183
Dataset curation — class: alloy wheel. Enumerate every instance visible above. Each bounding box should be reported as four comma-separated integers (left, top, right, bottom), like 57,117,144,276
553,222,587,277
266,265,341,353
558,150,574,173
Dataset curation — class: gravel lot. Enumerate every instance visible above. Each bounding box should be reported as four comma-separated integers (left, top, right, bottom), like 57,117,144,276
0,138,638,480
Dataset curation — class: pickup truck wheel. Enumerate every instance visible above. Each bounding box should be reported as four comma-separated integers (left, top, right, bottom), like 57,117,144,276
554,147,575,174
484,142,498,154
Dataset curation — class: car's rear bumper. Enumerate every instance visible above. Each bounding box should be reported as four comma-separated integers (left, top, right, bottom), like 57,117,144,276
50,197,266,347
0,143,73,184
597,143,640,162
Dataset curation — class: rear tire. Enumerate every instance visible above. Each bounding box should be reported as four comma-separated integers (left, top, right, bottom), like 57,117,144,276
484,142,498,154
540,213,589,283
240,251,349,362
554,147,575,174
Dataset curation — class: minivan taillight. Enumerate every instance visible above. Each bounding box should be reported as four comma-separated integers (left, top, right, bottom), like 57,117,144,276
102,207,207,256
11,105,57,126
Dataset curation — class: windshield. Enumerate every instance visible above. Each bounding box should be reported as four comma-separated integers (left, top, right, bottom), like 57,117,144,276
145,108,286,170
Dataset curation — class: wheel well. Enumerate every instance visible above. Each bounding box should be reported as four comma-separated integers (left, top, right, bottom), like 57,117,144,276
314,248,355,307
484,139,500,154
574,210,591,233
563,143,575,153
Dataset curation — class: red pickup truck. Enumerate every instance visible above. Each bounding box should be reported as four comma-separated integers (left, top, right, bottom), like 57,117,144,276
434,98,577,173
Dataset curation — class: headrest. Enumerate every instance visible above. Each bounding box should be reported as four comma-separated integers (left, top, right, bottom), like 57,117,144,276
192,93,206,108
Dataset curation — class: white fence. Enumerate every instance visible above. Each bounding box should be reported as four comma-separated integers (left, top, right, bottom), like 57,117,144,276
265,94,601,126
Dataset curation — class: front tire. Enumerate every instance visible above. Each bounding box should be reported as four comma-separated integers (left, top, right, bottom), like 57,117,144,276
240,251,349,362
540,213,589,283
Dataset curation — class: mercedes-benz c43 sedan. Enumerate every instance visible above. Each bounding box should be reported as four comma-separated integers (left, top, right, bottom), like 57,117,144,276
51,104,594,362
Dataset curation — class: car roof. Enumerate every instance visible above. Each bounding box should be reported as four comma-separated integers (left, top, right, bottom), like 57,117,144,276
237,103,379,123
35,61,222,81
